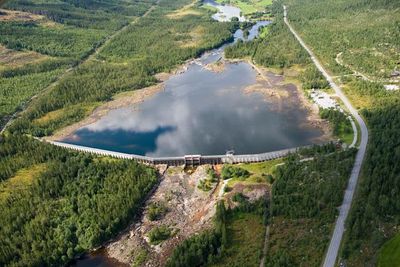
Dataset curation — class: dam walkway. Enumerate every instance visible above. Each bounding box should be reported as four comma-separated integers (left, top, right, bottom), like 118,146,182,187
46,140,324,166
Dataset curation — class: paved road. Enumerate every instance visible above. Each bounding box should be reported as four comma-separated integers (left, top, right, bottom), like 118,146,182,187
283,6,369,267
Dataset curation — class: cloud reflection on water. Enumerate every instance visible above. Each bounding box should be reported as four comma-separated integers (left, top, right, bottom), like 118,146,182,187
64,61,322,157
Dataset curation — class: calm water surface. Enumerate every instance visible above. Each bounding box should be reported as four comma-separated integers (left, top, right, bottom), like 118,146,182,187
70,1,322,266
204,0,246,21
62,4,323,158
70,249,127,267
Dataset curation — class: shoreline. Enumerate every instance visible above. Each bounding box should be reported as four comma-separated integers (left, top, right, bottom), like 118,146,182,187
240,59,332,142
46,71,174,141
47,56,332,144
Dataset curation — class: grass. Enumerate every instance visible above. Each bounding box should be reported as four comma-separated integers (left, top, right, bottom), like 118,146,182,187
259,26,269,39
227,158,283,187
131,248,148,267
0,163,46,202
0,68,64,118
209,212,265,267
0,45,50,69
378,232,400,267
216,0,272,15
33,102,99,126
166,2,202,19
267,216,333,267
147,225,173,245
338,120,354,145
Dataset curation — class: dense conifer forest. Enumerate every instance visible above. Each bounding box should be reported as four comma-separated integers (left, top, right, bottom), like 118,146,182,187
0,135,158,266
279,0,400,264
224,0,400,264
4,0,236,136
0,0,399,265
0,0,236,265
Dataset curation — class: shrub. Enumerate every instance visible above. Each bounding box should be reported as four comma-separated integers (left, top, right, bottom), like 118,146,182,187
147,202,168,221
221,165,250,180
148,225,172,245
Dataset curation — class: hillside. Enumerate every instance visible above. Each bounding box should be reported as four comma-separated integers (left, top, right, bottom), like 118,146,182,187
282,0,400,265
0,0,398,266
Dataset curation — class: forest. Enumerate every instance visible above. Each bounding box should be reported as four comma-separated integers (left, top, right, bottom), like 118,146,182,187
0,134,158,266
167,199,268,267
278,0,400,264
1,0,399,265
0,0,157,129
284,0,400,78
224,1,309,68
0,1,240,266
268,148,356,266
6,0,237,137
4,0,155,31
342,98,400,265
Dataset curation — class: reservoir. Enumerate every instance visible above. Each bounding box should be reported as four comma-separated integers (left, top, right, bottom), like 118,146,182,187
68,1,327,266
61,2,326,158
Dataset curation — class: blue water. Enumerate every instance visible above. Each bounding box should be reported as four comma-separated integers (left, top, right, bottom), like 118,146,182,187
62,10,323,158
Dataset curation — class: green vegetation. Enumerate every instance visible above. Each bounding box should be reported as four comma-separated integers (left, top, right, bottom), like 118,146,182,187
4,0,154,31
147,202,168,221
0,134,158,266
0,67,63,122
342,99,400,265
284,0,400,79
226,1,399,263
319,108,353,143
267,149,355,266
234,158,283,185
231,192,247,203
7,0,236,136
216,0,272,16
0,0,156,128
221,165,250,180
225,2,309,67
271,0,400,265
167,201,228,267
0,21,106,58
167,199,268,267
209,211,266,267
266,250,294,267
148,225,173,245
300,65,329,90
198,168,219,191
132,248,149,267
378,233,400,267
0,163,46,202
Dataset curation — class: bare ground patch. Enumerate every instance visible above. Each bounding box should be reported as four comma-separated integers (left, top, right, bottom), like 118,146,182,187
240,62,332,142
204,60,225,73
166,3,202,19
46,72,170,141
0,45,50,69
106,165,221,267
176,26,206,48
0,8,44,22
0,8,58,27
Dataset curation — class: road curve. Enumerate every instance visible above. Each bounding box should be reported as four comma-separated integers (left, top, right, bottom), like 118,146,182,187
283,6,369,267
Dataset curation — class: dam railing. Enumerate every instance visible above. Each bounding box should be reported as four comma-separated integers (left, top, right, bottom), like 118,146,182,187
47,140,327,166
